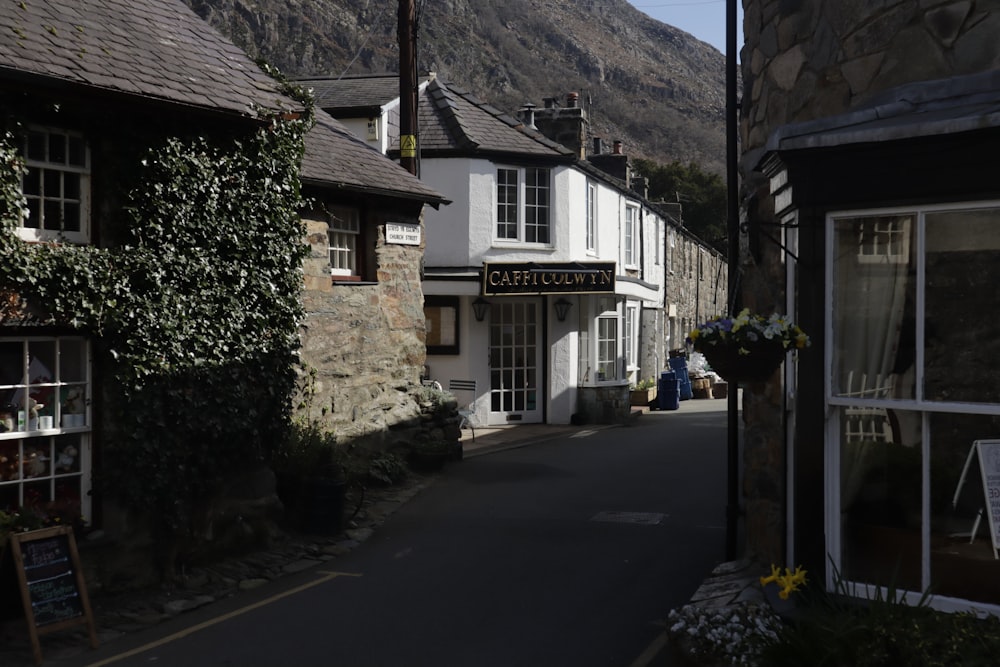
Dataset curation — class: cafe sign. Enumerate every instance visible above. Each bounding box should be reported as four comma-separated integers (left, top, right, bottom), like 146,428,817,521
482,262,616,295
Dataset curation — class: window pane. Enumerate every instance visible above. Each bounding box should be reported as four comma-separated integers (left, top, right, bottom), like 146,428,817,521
497,168,518,239
925,208,1000,403
63,202,81,232
44,169,61,197
26,130,45,161
48,132,66,164
840,407,922,591
60,339,87,383
24,199,40,229
68,135,86,167
22,168,40,196
831,215,915,400
0,342,24,388
43,200,61,230
929,413,1000,604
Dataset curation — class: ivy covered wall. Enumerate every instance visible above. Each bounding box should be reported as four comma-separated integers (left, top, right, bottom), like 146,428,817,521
0,91,310,576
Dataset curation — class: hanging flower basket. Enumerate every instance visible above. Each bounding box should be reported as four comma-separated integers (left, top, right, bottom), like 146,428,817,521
699,339,787,383
688,309,810,384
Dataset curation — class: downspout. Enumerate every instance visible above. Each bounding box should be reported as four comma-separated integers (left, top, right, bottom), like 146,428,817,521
725,0,741,562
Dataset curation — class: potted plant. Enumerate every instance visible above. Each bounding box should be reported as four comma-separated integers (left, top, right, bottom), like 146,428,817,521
688,308,810,383
270,420,347,535
629,377,657,407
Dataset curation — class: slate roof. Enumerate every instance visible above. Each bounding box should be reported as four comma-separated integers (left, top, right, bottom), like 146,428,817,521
764,69,1000,154
302,109,448,206
297,74,403,115
0,0,296,117
415,78,575,159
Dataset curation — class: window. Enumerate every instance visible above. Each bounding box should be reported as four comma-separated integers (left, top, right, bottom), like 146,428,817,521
328,206,360,277
624,304,638,376
424,296,459,355
0,337,91,522
587,182,597,252
597,315,618,382
625,205,638,267
828,202,1000,609
497,168,518,240
495,166,551,244
20,127,90,242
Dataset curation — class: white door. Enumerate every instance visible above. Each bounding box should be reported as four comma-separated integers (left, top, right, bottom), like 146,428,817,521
488,300,542,425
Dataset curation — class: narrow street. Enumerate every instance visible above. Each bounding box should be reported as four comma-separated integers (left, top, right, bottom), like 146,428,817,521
48,400,729,667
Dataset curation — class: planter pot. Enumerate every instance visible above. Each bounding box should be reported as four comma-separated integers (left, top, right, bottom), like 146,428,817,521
629,388,656,407
698,340,787,383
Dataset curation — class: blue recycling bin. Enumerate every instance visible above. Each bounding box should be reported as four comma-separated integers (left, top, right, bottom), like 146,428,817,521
668,356,693,400
658,370,680,411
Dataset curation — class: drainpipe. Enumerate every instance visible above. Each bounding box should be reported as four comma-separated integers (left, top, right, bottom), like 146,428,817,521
725,0,740,562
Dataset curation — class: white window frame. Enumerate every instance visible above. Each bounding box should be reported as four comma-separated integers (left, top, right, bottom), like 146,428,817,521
594,297,620,383
20,126,90,244
328,206,360,276
824,200,1000,616
624,204,639,268
494,165,552,245
586,181,597,253
0,336,92,522
624,303,639,378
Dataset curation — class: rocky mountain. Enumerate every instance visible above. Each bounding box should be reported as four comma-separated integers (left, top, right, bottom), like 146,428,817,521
185,0,727,174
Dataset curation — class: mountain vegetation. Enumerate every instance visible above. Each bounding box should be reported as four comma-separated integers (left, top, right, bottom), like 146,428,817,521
184,0,728,175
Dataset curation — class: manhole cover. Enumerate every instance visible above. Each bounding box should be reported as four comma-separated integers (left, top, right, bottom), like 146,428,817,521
591,511,666,525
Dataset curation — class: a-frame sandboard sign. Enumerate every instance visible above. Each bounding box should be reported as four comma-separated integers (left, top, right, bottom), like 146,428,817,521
9,524,98,665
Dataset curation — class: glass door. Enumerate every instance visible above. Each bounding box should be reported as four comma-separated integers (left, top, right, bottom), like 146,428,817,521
488,300,542,424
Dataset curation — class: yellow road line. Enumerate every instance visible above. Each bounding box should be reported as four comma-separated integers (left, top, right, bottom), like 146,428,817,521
84,570,362,667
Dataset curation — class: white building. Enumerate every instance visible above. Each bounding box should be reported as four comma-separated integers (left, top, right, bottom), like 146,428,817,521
301,75,704,426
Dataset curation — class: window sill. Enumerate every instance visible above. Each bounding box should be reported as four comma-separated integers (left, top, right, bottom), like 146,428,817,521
332,278,378,286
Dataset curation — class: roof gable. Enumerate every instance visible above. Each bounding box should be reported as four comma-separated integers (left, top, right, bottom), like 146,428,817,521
0,0,295,117
417,78,574,159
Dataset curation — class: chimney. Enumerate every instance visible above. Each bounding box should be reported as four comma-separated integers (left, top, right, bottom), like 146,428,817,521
533,92,589,159
520,103,537,129
592,137,604,155
631,176,648,199
588,138,629,182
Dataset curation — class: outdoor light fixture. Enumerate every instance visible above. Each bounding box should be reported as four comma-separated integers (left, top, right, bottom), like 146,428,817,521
554,297,572,322
472,297,490,322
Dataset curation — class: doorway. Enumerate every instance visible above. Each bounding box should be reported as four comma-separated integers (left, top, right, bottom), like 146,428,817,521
488,300,542,425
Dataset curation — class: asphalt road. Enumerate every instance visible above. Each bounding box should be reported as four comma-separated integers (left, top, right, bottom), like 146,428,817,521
61,404,729,667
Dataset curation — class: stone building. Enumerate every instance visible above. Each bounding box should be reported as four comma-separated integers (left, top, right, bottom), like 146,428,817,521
297,109,448,447
0,0,448,583
740,0,1000,612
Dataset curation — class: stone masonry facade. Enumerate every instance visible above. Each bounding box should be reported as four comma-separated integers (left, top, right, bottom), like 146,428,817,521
739,0,1000,561
299,212,460,452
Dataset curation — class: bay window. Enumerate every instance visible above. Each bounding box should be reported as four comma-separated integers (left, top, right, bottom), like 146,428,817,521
829,202,1000,609
0,337,91,522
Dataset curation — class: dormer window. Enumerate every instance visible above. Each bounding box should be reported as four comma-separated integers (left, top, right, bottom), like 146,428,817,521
20,127,90,243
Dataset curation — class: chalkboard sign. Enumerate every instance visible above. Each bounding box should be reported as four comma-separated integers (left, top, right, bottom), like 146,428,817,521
977,440,1000,559
9,525,98,665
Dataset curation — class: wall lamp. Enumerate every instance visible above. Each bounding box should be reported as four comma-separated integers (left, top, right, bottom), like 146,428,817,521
472,297,491,322
554,297,573,322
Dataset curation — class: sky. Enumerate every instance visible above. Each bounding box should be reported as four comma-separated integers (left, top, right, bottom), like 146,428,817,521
625,0,743,56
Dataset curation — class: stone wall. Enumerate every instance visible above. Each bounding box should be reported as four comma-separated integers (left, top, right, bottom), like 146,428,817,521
299,212,457,451
739,0,1000,562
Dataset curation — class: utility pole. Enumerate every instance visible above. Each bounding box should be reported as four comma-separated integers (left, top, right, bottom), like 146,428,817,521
398,0,418,176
